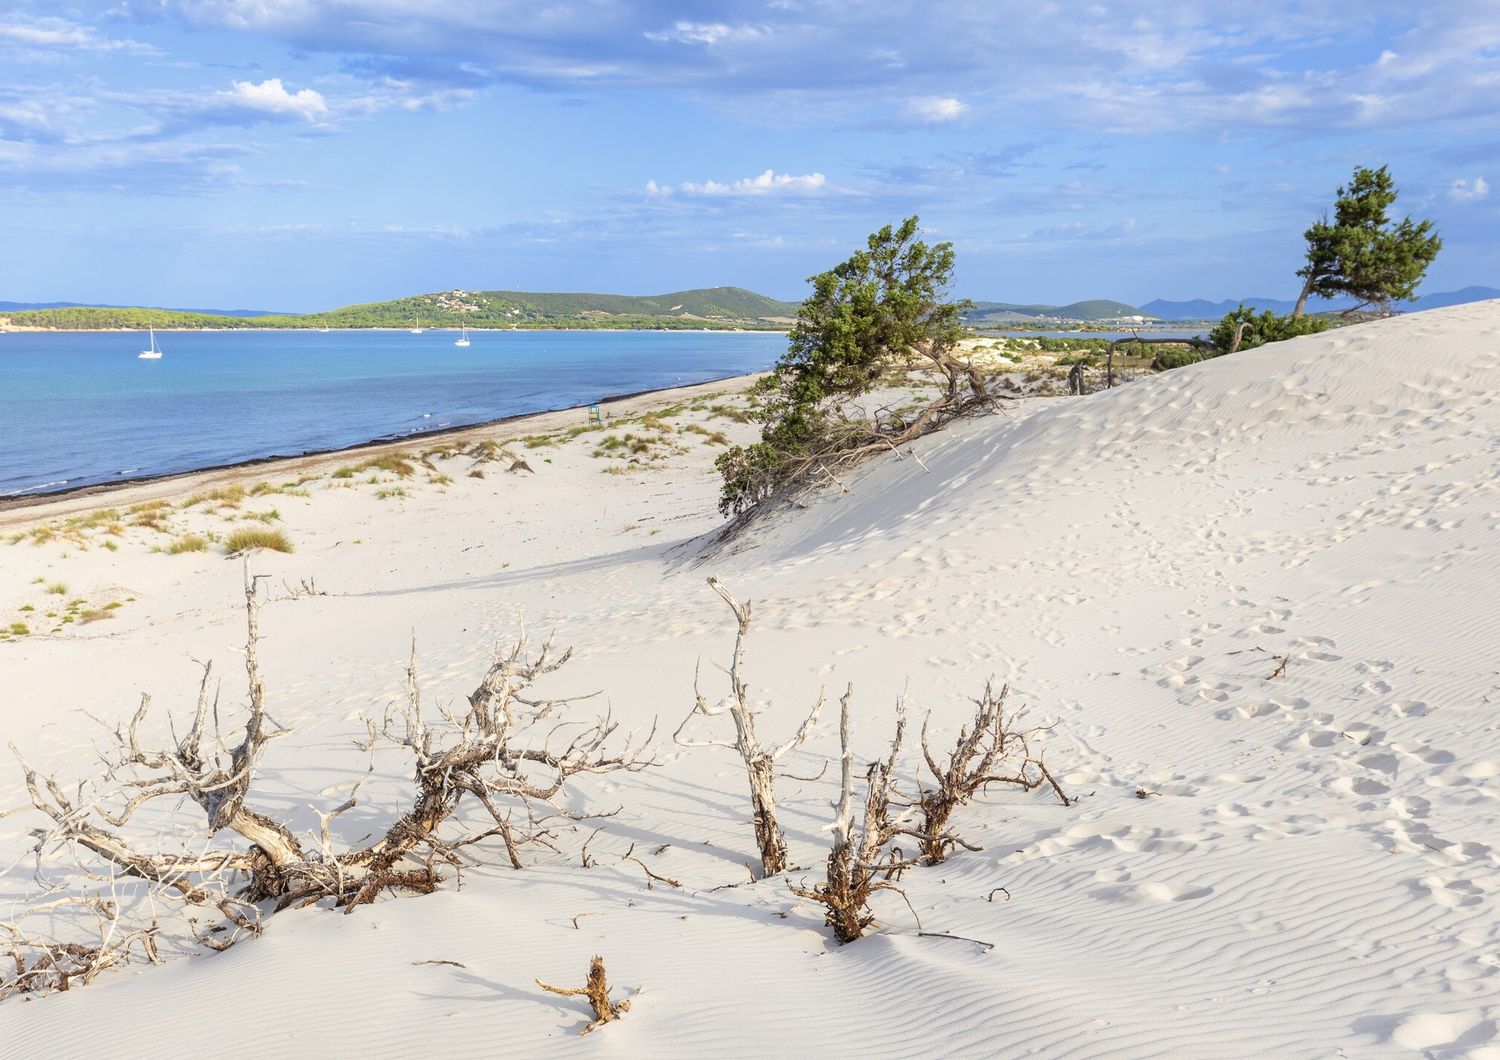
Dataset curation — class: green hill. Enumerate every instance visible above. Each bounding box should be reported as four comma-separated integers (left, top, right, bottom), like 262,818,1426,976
0,286,801,332
964,298,1143,323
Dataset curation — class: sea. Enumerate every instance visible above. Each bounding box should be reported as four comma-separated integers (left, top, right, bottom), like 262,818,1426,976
0,329,785,498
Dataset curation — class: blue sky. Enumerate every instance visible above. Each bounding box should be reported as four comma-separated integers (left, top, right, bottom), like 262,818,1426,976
2,1,1497,311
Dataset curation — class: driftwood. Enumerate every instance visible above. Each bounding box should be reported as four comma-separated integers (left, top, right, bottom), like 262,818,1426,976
1106,335,1215,388
674,578,823,877
790,688,923,943
4,571,651,998
910,682,1069,865
537,955,633,1035
1,897,161,999
1067,361,1087,396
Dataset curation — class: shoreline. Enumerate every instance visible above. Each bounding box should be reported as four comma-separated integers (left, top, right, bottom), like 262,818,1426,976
0,370,765,523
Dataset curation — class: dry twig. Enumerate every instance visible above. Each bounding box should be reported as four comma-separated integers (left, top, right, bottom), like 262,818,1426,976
537,955,634,1035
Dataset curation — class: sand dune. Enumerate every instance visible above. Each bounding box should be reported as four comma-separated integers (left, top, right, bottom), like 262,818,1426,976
3,303,1499,1056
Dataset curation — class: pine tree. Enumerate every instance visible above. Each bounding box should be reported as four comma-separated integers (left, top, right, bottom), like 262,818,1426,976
1293,166,1441,318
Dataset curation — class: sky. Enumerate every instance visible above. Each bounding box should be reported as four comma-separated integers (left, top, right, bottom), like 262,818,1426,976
1,1,1497,312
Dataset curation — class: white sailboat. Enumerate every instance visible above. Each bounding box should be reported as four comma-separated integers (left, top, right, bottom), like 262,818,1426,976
454,325,470,348
138,326,163,360
409,312,423,335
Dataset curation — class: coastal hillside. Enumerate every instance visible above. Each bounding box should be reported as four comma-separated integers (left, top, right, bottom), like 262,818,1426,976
2,303,1496,1054
0,286,800,332
964,297,1142,323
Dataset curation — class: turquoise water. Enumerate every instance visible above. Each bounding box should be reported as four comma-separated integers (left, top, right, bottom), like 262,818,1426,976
0,329,783,497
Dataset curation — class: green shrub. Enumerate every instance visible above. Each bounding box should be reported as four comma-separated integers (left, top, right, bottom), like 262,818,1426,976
1208,304,1329,355
1151,347,1208,371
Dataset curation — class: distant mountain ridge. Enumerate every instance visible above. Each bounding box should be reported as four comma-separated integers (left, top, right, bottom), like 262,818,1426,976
6,284,1495,331
0,286,800,331
1140,286,1500,321
959,286,1498,324
964,299,1142,323
0,300,279,317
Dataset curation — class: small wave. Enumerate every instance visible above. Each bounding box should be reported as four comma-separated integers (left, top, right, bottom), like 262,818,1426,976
116,468,140,476
422,412,433,418
1,478,71,497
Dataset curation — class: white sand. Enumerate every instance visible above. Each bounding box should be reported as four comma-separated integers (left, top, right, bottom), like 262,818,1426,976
2,304,1499,1056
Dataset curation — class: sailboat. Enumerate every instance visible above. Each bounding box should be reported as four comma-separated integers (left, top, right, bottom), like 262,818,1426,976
138,326,163,360
454,324,471,348
409,312,423,335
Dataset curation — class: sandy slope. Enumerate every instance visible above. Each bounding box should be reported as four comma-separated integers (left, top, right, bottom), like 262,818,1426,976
2,304,1499,1057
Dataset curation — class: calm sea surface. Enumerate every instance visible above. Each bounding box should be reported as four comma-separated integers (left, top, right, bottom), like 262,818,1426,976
0,329,784,497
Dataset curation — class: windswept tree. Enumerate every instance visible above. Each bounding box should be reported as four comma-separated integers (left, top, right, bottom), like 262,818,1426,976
717,216,990,520
1293,165,1441,318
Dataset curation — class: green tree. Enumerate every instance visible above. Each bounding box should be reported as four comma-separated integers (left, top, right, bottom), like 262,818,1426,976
1293,165,1442,318
716,216,982,518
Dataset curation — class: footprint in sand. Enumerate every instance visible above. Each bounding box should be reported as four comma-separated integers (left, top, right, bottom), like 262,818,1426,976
1409,874,1486,909
1097,881,1214,904
1386,1010,1498,1054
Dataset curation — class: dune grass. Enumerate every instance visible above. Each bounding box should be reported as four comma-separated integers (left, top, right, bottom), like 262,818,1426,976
166,534,211,554
223,527,294,554
356,453,416,477
182,484,247,509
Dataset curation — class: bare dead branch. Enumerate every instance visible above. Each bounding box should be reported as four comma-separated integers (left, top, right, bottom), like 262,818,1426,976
917,931,995,952
673,578,823,878
4,578,652,999
907,681,1070,865
620,842,681,890
789,687,924,944
537,955,634,1036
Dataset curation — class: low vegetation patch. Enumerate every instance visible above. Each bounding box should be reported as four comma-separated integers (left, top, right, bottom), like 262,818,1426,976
166,534,210,554
223,528,293,554
356,452,415,478
182,485,247,509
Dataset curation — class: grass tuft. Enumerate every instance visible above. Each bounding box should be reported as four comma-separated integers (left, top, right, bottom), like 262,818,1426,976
223,528,293,554
182,484,248,509
357,453,415,477
166,534,210,554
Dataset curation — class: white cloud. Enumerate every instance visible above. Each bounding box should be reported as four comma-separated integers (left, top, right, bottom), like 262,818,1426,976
651,169,827,197
1449,176,1489,202
905,96,967,122
644,22,767,46
0,17,155,55
213,79,327,122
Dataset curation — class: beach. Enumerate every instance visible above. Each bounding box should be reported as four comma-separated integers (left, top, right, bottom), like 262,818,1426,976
3,303,1499,1056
